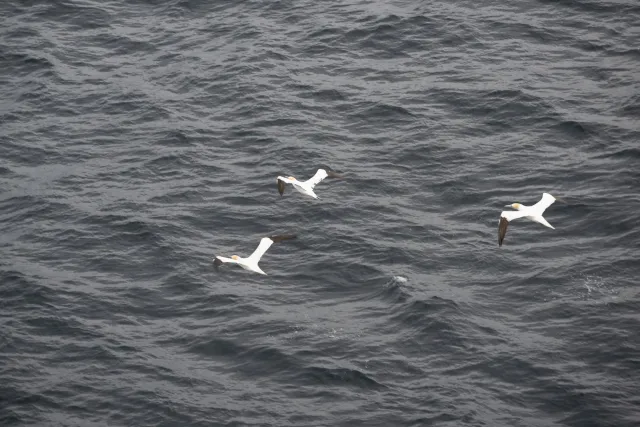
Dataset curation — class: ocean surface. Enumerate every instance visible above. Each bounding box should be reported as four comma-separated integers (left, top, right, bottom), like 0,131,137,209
1,0,639,426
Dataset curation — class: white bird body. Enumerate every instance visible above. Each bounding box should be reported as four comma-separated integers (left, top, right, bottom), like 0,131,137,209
500,210,554,229
276,168,342,199
498,193,559,246
213,235,296,275
278,175,321,199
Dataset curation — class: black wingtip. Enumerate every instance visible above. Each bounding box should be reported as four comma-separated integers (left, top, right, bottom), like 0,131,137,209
269,234,297,243
277,179,285,196
498,217,508,247
327,170,344,179
213,257,223,270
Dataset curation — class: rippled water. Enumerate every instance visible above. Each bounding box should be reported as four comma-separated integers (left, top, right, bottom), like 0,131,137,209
1,0,639,426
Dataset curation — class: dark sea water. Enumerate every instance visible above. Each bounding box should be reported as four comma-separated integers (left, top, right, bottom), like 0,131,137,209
1,0,639,426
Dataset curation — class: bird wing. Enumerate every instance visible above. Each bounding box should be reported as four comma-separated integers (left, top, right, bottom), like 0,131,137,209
247,234,296,262
247,237,275,262
304,169,343,189
532,193,556,214
498,217,509,247
304,169,329,189
277,179,286,196
498,210,529,247
268,234,296,243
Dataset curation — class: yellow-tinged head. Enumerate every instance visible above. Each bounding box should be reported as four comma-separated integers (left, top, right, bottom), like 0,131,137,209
288,176,296,181
512,203,521,209
231,255,240,260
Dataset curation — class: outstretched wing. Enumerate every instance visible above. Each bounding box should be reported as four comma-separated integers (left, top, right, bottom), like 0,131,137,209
304,169,328,189
247,237,274,262
498,211,529,247
304,169,343,189
268,234,297,243
248,234,297,262
277,178,286,196
498,217,509,247
532,193,556,214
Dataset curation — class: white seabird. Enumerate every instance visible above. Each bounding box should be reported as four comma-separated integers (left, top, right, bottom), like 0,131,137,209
498,193,563,247
213,234,296,275
276,168,343,199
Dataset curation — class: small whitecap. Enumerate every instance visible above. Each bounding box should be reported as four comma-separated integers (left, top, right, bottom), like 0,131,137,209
393,276,408,283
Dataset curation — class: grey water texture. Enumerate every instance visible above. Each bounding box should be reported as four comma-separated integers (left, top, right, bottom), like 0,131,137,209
1,0,639,426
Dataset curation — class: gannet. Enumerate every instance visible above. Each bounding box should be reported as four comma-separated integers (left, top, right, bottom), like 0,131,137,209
276,168,343,199
498,193,563,247
213,234,296,275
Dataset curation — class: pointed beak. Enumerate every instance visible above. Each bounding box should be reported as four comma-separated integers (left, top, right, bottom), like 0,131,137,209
504,204,512,208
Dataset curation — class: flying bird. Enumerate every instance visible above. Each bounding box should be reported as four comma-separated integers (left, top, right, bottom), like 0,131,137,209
498,193,562,247
276,168,343,199
213,234,297,275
